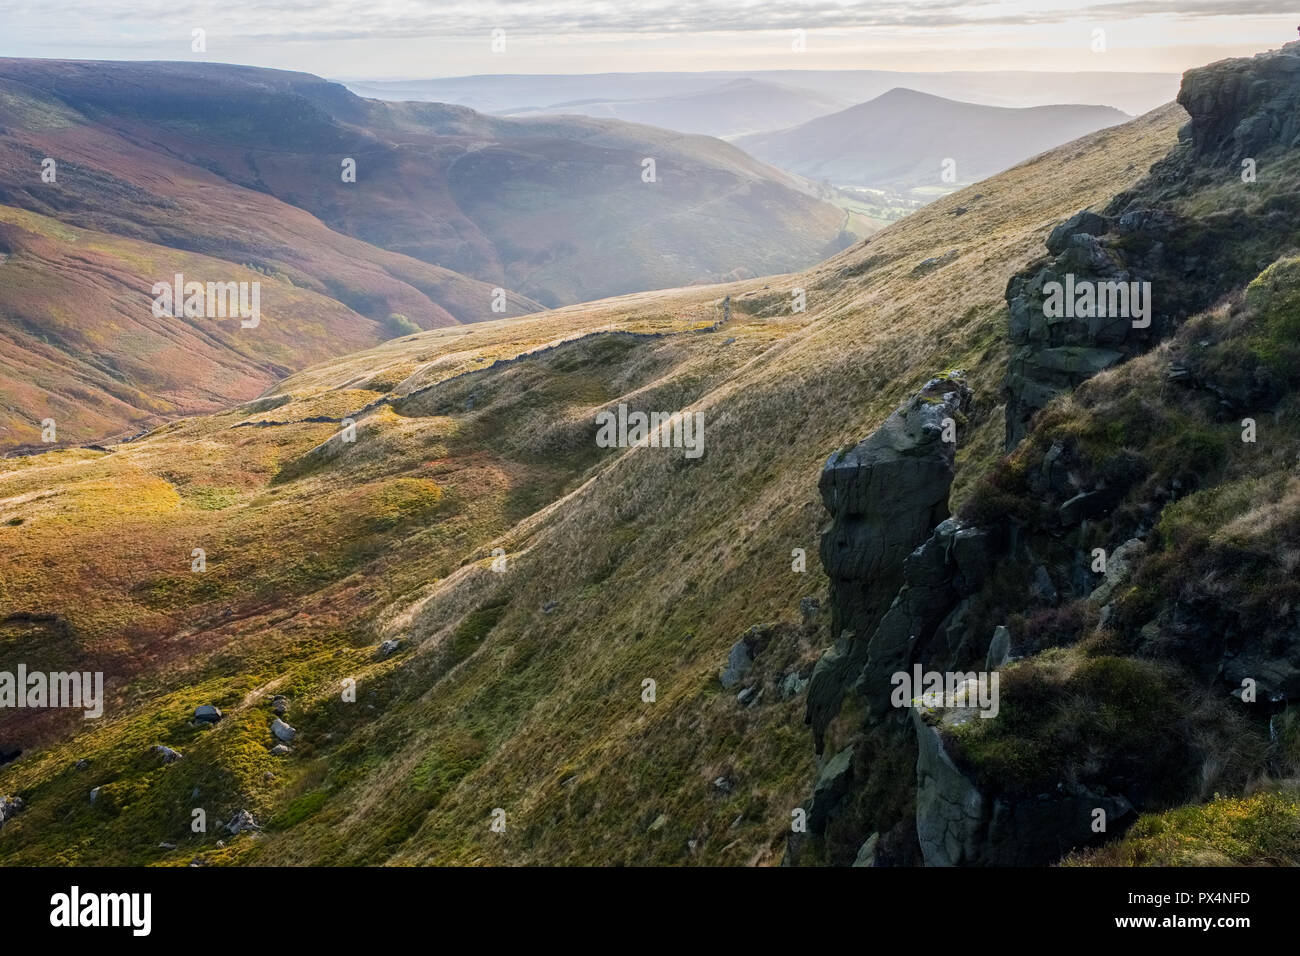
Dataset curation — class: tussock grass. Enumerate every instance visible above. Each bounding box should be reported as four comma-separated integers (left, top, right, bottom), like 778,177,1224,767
0,104,1184,865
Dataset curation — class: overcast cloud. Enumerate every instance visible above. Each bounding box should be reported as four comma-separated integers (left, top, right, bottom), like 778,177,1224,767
0,0,1294,76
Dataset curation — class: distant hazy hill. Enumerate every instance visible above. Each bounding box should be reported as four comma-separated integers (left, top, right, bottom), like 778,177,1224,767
736,88,1130,191
346,70,1179,118
501,78,850,138
0,59,850,449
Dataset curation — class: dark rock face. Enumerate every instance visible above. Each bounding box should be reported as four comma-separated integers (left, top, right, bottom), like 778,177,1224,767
1005,210,1185,449
794,43,1300,868
1004,42,1300,450
1179,42,1300,163
817,373,971,656
809,745,855,834
855,519,968,720
912,708,1134,866
807,373,971,752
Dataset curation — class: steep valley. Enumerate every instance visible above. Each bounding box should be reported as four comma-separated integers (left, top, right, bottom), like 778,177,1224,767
3,45,1300,869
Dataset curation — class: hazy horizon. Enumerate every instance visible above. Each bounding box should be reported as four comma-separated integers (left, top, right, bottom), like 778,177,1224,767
1,1,1296,79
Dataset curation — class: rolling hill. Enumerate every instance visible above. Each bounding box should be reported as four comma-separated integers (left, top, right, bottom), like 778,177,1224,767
736,88,1129,193
0,59,853,451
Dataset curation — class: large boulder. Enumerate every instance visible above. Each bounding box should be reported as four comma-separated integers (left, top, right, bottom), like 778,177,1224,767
719,624,772,690
912,708,985,866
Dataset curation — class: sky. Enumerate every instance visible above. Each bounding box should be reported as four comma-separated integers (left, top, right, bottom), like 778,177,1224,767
0,1,1297,79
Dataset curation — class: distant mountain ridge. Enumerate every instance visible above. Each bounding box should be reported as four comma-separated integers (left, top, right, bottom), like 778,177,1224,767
345,69,1179,121
736,87,1130,192
499,78,851,138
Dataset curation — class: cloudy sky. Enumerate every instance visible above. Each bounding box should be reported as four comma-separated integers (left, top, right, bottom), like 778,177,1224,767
1,1,1296,78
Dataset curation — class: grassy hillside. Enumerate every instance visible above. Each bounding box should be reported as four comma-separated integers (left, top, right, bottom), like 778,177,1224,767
0,100,1184,865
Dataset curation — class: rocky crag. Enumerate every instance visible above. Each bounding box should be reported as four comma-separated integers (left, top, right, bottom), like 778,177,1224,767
791,42,1300,867
1006,40,1300,448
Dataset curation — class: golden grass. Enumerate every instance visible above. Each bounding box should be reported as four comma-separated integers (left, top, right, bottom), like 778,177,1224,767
0,104,1185,866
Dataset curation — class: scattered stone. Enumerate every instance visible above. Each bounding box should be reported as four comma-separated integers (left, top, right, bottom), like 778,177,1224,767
270,717,296,743
542,601,558,614
912,248,959,275
737,685,759,707
0,795,24,829
986,625,1011,671
74,758,90,771
153,745,183,764
712,776,732,794
374,639,402,660
193,704,223,724
158,842,177,851
216,840,226,848
648,813,668,832
269,744,292,757
89,787,101,804
780,671,810,701
224,809,260,834
263,772,276,782
271,695,289,715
